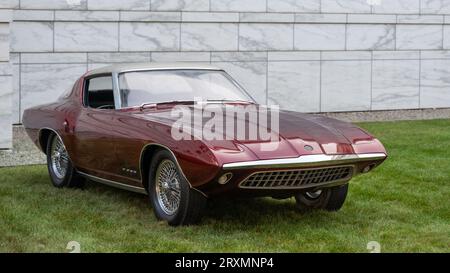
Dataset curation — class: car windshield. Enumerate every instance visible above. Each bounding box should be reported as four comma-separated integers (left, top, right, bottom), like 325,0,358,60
118,69,254,108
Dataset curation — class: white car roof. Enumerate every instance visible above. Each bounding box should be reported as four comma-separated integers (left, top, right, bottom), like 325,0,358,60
86,62,223,76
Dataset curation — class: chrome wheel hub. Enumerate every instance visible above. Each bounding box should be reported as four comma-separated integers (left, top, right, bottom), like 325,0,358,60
305,189,322,199
155,159,181,216
50,135,69,179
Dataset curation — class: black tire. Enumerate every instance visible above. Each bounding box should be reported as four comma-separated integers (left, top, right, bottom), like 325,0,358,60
295,184,348,212
148,150,207,226
46,133,84,188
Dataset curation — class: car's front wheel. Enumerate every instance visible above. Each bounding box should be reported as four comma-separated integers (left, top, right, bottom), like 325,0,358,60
295,184,348,212
149,150,207,226
46,133,84,188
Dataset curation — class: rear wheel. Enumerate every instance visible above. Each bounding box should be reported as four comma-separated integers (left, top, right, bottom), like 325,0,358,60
295,184,348,212
46,133,84,188
149,150,206,226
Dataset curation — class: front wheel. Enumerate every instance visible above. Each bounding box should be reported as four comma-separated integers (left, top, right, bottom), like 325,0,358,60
149,150,206,226
46,133,84,188
295,184,348,212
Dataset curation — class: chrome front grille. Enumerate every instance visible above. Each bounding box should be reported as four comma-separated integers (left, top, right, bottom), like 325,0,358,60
239,165,354,189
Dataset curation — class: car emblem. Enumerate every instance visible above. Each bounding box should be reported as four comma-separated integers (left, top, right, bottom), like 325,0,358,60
304,145,314,151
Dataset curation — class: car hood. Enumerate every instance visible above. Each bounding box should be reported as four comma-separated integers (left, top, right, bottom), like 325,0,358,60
131,105,383,162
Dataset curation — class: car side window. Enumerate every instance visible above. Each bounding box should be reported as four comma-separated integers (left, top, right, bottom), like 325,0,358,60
85,76,115,109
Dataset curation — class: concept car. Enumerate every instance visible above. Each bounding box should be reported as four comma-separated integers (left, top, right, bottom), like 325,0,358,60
23,63,387,226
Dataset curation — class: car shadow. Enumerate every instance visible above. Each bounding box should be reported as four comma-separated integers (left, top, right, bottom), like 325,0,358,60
83,179,316,227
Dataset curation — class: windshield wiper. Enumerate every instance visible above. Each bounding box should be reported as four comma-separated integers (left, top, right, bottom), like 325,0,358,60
140,100,196,111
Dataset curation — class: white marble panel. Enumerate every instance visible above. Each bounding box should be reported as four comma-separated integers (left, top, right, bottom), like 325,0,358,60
421,50,450,59
267,0,320,12
294,24,345,51
268,61,320,113
181,23,238,51
0,10,12,22
10,22,53,53
210,0,266,12
420,59,450,108
373,51,419,60
268,51,320,61
372,60,420,110
120,23,180,51
373,0,420,14
0,75,12,149
321,0,371,13
9,53,19,64
151,52,210,62
183,12,238,22
442,25,450,49
295,13,347,23
396,25,442,50
12,64,20,124
88,52,150,63
321,51,371,60
151,0,209,11
397,15,444,24
321,60,371,112
213,61,267,104
88,63,109,70
0,63,11,75
55,11,120,21
88,0,150,10
13,10,55,21
239,24,293,51
121,11,180,22
20,0,87,10
55,22,118,52
421,0,450,14
347,14,396,24
21,53,87,64
240,13,294,23
346,24,395,50
0,0,19,9
0,24,9,61
20,64,87,117
211,52,266,62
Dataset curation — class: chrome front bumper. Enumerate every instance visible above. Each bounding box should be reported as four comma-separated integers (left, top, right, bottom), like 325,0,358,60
222,153,387,170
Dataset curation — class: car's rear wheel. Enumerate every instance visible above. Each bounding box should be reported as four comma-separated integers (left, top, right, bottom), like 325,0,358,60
46,133,84,188
149,150,206,226
295,184,348,212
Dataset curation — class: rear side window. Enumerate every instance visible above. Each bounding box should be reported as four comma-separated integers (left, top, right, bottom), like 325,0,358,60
85,76,115,109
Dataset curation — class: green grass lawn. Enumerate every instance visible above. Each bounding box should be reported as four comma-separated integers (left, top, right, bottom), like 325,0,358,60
1,119,449,253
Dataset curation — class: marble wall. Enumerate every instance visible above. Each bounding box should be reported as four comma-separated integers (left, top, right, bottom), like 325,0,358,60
1,0,450,136
0,10,12,149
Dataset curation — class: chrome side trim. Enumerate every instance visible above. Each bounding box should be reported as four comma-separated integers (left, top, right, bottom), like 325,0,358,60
139,143,208,198
79,171,147,195
222,153,387,170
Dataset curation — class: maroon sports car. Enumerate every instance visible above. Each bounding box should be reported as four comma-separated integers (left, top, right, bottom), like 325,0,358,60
23,63,387,226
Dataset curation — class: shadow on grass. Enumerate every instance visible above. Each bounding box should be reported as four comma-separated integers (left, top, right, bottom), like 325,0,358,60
83,178,304,227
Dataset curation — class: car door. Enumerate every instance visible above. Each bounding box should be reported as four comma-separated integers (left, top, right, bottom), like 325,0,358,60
71,74,117,178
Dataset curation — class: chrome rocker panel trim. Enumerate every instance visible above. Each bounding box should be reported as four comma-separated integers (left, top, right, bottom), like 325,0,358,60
222,153,387,170
78,171,148,195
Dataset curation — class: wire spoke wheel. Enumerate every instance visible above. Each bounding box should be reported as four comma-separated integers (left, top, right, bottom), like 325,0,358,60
155,159,181,216
50,135,69,179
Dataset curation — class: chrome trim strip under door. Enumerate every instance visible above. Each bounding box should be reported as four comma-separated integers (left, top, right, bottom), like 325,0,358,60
78,171,147,195
222,153,387,170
